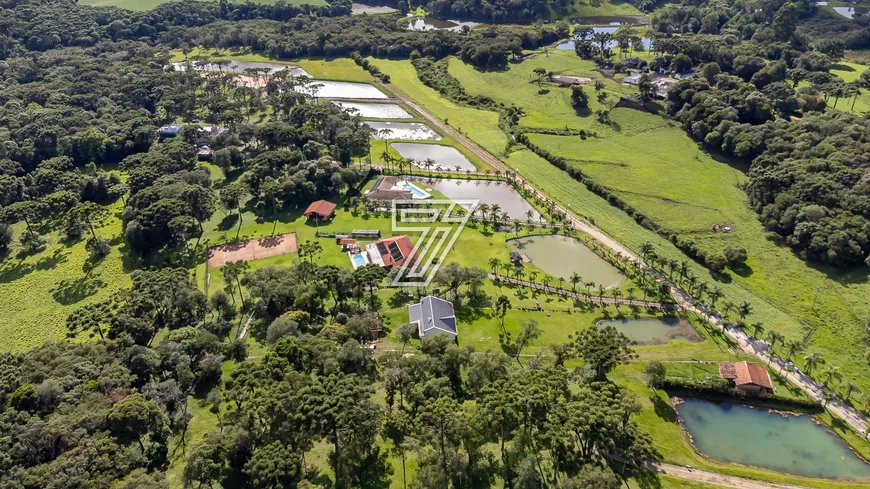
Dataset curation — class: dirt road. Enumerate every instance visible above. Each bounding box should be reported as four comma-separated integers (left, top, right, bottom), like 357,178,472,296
654,462,811,489
378,79,870,438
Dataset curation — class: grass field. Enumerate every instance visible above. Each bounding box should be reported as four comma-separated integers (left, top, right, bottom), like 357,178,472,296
80,0,324,11
0,200,132,352
373,54,870,433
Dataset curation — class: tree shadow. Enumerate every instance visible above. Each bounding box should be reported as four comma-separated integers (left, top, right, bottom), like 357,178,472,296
217,213,239,232
729,262,753,278
832,63,856,72
650,394,677,423
50,274,107,305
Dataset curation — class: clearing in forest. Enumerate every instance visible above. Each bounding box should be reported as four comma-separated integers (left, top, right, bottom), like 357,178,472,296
207,232,298,267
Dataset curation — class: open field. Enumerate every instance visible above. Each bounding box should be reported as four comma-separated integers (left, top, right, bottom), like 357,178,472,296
376,53,870,405
206,232,298,266
0,200,132,352
81,0,325,11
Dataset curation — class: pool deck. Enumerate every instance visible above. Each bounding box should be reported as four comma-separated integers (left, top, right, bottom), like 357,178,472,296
348,251,371,270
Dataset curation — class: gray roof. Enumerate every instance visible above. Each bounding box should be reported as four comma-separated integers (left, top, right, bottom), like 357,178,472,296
409,296,457,338
158,124,185,135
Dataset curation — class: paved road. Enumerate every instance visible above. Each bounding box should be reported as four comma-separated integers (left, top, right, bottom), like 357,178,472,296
377,78,870,474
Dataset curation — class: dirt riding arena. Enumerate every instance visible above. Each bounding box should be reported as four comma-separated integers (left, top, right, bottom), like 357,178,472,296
207,233,298,267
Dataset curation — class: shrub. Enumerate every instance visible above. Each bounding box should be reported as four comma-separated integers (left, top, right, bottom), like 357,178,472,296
723,245,748,266
86,236,111,260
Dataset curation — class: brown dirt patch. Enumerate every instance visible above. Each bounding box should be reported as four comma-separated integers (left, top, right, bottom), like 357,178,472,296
207,232,298,267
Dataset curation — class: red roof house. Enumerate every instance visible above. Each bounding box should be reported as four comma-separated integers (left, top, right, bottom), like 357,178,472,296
718,361,774,394
303,200,337,221
365,235,416,268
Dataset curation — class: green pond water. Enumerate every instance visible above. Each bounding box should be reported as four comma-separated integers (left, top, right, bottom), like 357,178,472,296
507,235,624,287
676,398,870,480
598,318,701,345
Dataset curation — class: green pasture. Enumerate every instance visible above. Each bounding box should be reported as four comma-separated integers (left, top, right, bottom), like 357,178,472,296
0,200,132,352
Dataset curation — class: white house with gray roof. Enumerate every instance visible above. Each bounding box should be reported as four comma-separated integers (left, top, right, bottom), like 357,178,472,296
408,296,457,341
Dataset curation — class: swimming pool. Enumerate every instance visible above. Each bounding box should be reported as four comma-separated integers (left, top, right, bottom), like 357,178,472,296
350,252,370,269
396,180,431,199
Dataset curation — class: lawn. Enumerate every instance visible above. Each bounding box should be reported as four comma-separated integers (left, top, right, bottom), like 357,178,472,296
0,200,132,352
447,50,637,129
80,0,324,11
556,0,646,18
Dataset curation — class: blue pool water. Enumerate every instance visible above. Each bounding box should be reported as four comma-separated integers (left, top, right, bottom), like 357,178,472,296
351,254,367,267
399,181,430,199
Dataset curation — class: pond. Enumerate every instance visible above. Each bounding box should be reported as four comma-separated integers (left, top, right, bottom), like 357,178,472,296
352,3,397,14
557,27,652,51
406,17,480,32
507,235,624,286
171,60,310,77
675,398,870,480
334,101,413,119
406,178,539,219
597,318,702,345
297,80,388,99
571,15,646,25
366,122,441,140
833,6,869,18
391,143,476,171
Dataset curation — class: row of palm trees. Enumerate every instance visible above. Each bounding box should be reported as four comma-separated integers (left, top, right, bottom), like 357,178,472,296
635,240,870,414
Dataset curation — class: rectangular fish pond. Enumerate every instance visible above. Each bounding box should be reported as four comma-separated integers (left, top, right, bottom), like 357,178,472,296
333,101,413,119
391,143,477,171
366,122,441,140
675,398,870,480
406,177,539,220
297,81,388,99
597,317,702,345
507,235,625,287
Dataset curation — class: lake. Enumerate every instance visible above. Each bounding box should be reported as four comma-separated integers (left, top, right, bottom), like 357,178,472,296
298,81,388,99
833,6,869,18
676,398,870,480
334,101,413,119
171,60,310,77
352,3,397,14
557,27,652,51
366,122,441,140
598,317,702,345
406,17,479,32
507,235,625,286
391,143,476,171
407,178,539,219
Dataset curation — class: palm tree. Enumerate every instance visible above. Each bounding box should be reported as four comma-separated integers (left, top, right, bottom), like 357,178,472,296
626,287,635,302
766,330,784,365
525,209,535,224
822,389,838,409
721,301,734,319
678,261,689,283
478,203,491,223
515,268,526,284
570,272,581,292
639,241,654,261
750,322,764,339
528,271,538,285
844,382,859,402
695,282,708,302
598,284,605,302
512,218,523,237
784,340,803,362
737,301,752,321
686,275,698,296
501,263,512,277
558,277,564,291
821,365,842,388
803,352,824,375
667,258,678,279
541,276,551,293
489,257,502,276
708,287,723,308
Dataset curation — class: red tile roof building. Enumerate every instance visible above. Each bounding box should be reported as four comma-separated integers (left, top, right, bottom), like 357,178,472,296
366,235,416,269
303,200,337,221
718,361,774,394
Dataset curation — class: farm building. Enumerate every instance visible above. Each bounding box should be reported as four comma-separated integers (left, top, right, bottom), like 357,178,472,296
718,361,774,394
303,200,337,221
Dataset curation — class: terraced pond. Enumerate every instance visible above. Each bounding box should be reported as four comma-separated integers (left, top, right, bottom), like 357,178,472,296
507,235,624,286
171,60,310,77
407,178,538,219
406,18,479,32
301,81,388,99
391,143,476,171
598,317,702,345
676,398,870,480
334,102,413,119
366,122,441,140
557,26,652,50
